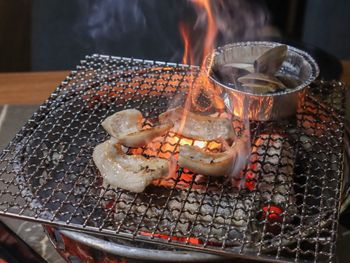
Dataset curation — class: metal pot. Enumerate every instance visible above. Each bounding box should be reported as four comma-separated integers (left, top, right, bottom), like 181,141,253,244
205,41,319,121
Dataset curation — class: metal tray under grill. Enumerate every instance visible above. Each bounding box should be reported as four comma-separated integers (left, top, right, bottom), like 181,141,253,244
0,55,345,262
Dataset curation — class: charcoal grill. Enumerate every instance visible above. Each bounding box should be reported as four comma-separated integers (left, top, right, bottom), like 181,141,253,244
0,54,345,262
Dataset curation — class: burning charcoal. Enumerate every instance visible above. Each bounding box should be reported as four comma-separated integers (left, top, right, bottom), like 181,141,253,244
246,134,295,208
110,190,253,245
168,191,252,245
168,192,252,228
257,204,284,235
245,133,297,237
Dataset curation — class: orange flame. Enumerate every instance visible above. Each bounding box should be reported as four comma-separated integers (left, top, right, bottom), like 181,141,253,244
191,0,217,63
179,22,194,65
180,0,217,66
176,0,224,136
178,21,195,134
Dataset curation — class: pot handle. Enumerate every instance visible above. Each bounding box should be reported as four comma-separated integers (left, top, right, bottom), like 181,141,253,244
59,229,224,262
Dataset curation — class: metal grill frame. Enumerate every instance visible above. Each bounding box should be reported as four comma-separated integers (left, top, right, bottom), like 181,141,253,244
0,54,345,262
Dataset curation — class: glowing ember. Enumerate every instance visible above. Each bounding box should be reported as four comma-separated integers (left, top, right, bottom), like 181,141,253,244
129,129,224,188
261,205,283,222
140,132,222,159
259,205,283,234
140,231,201,245
245,171,257,191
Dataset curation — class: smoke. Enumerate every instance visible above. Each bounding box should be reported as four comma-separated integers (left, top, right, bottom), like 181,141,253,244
214,0,277,44
76,0,147,40
74,0,181,59
74,0,277,62
188,0,278,64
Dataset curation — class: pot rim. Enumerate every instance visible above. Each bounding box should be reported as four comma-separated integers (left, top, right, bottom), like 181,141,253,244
204,41,320,97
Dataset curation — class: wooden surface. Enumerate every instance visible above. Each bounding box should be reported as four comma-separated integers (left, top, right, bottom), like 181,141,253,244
0,63,349,105
0,71,69,104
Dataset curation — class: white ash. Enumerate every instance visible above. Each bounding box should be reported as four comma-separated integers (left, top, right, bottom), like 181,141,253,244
107,189,253,243
249,134,295,207
168,191,252,228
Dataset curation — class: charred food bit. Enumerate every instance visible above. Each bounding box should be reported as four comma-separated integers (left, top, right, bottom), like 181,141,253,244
93,139,169,193
102,109,173,147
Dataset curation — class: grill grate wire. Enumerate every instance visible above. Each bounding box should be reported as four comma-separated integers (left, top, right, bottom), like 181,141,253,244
0,55,345,262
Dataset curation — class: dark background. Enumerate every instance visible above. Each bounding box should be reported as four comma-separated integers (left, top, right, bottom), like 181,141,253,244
0,0,349,72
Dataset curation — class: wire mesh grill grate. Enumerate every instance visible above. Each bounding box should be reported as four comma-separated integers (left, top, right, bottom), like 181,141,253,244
0,54,345,262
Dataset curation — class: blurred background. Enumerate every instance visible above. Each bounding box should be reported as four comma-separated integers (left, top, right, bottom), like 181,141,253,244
0,0,349,79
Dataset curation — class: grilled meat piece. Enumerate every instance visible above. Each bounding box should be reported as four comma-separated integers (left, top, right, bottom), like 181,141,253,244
102,109,173,147
93,139,169,193
159,107,235,141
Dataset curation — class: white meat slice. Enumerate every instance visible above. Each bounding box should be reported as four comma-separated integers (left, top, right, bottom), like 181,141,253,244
93,139,169,193
178,144,236,176
102,109,142,139
102,109,172,147
118,123,173,147
159,107,235,141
